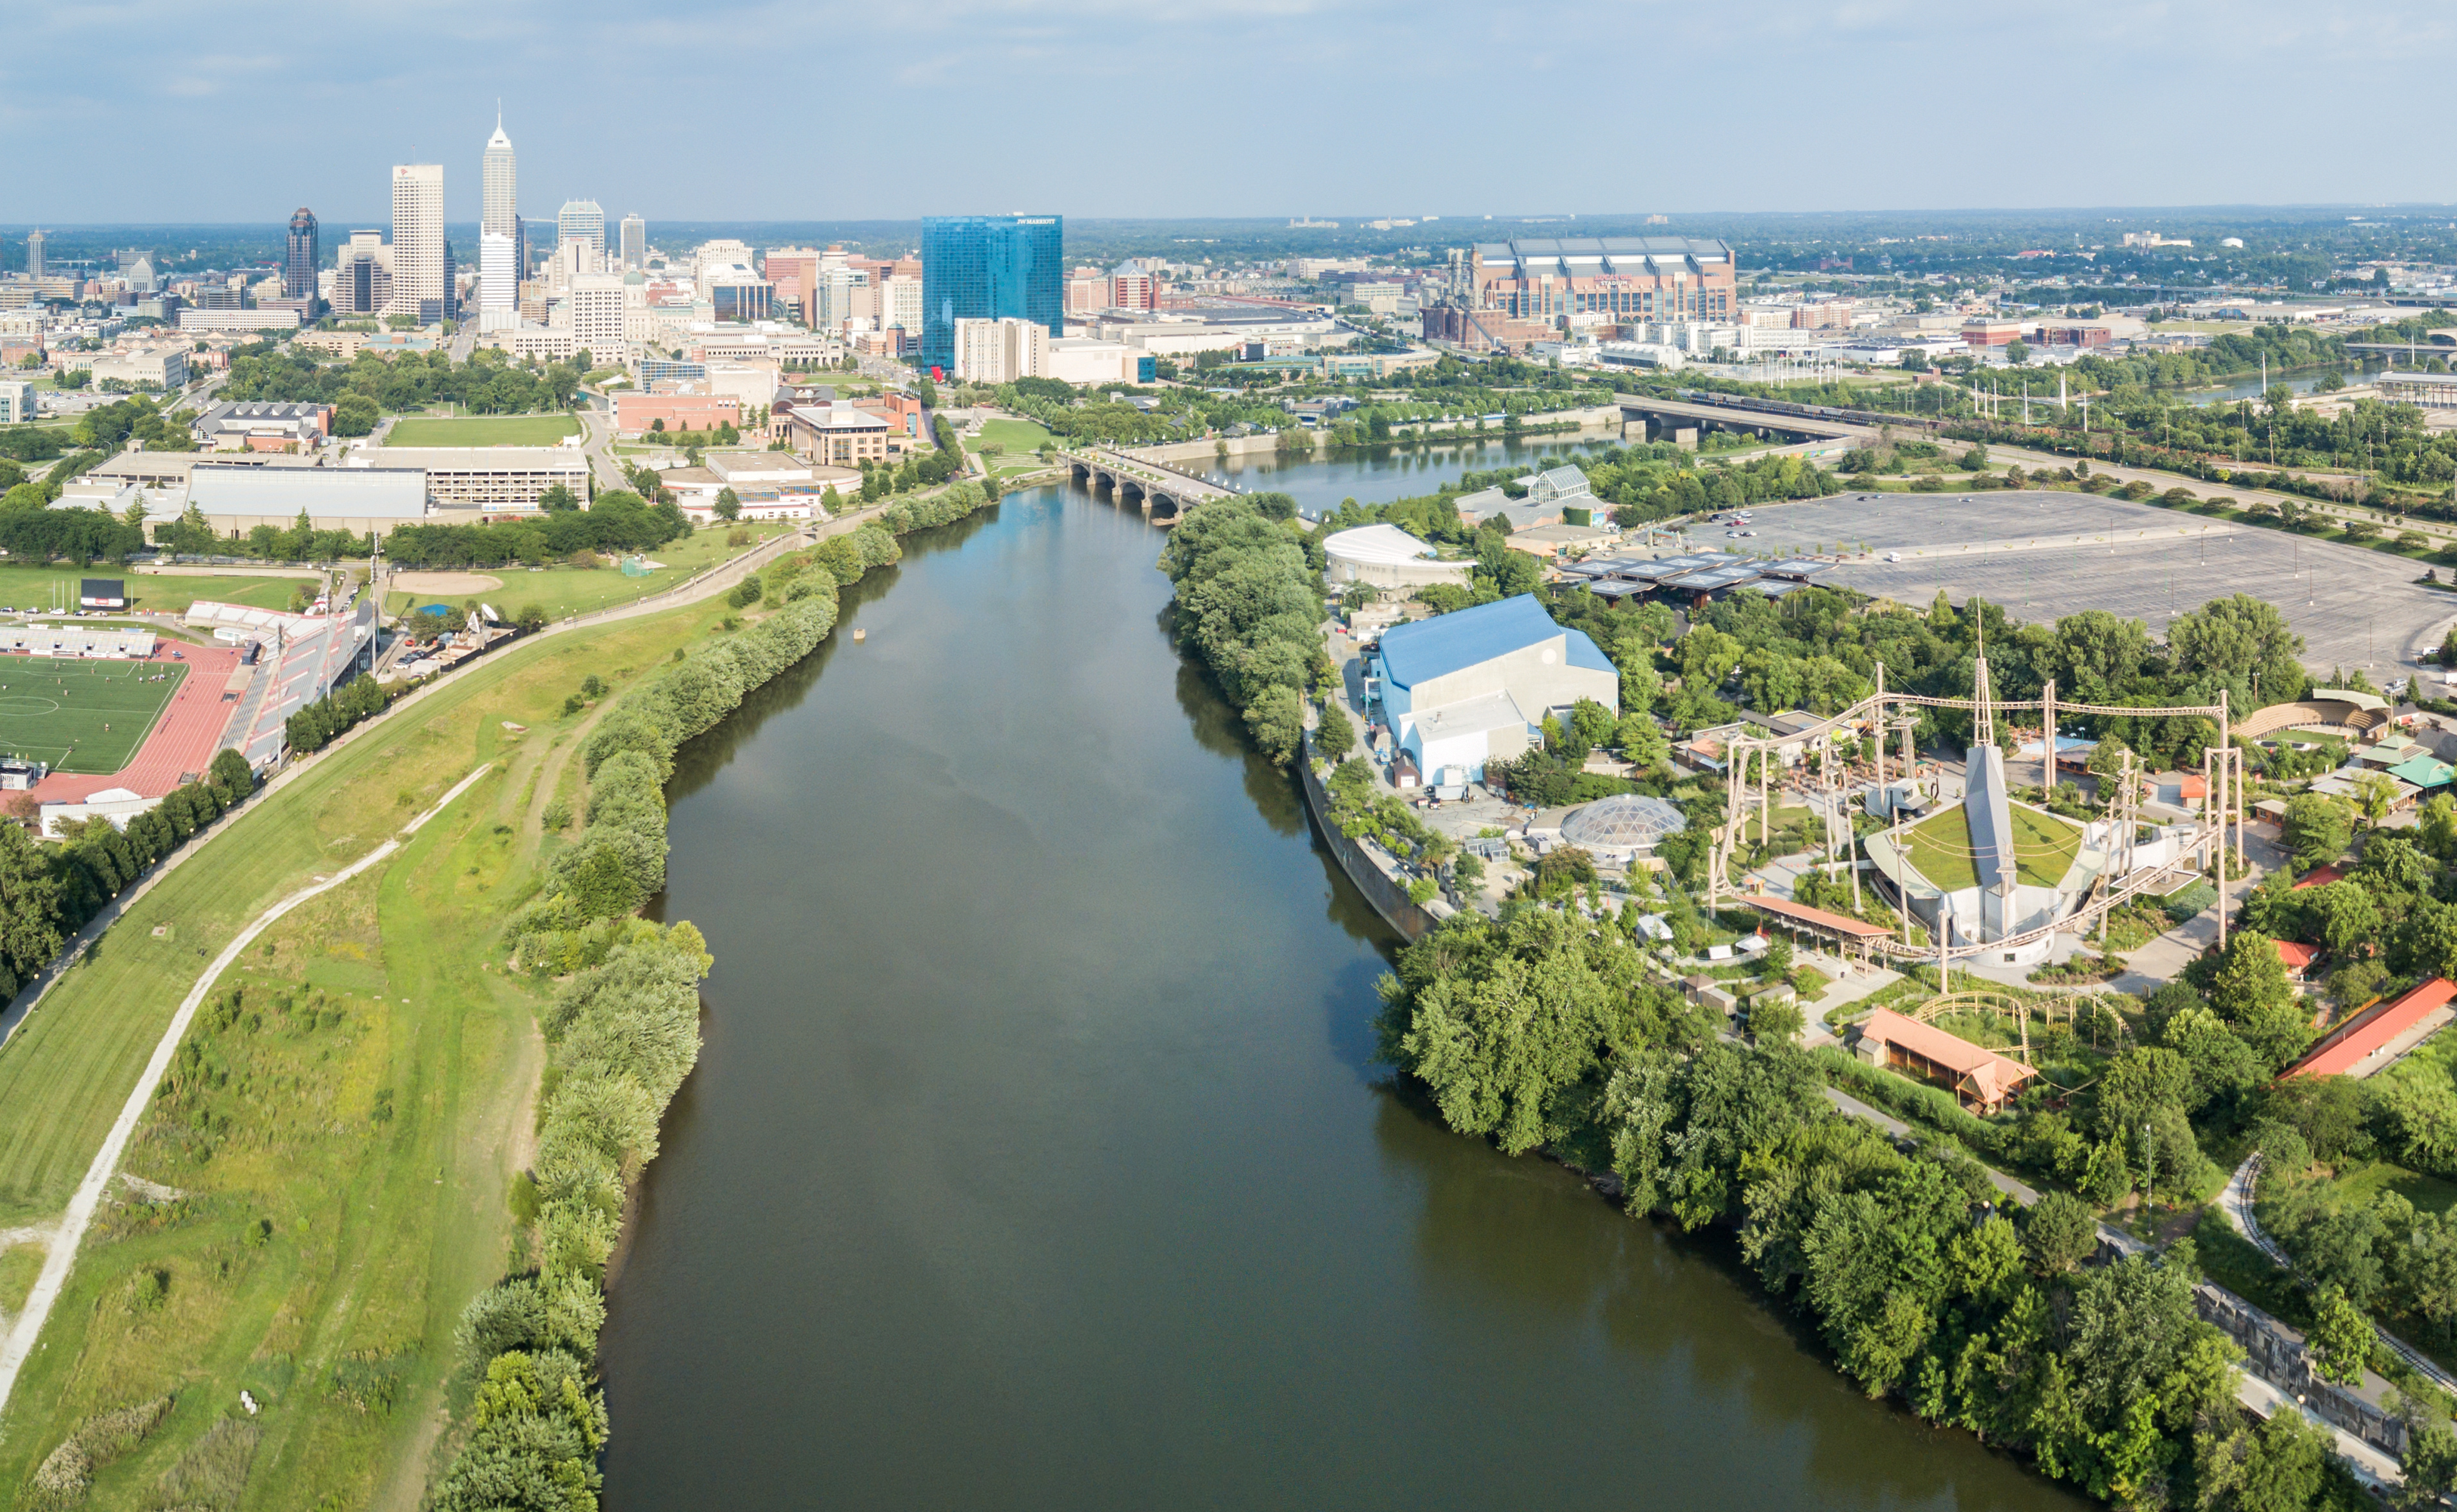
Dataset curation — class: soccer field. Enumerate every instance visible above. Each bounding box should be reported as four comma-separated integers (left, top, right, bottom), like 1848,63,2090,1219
0,657,186,773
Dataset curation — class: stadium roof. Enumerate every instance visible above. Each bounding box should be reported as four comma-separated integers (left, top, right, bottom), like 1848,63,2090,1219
1324,523,1437,565
1376,593,1610,691
187,466,429,520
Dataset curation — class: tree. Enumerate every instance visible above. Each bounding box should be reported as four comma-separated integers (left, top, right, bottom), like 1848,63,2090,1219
2022,1191,2098,1275
2205,930,2311,1069
2307,1284,2372,1385
714,488,742,522
2170,593,2310,704
2395,1413,2457,1511
538,482,579,513
207,748,253,806
2281,792,2353,870
2352,770,2401,829
1315,707,1356,763
1749,996,1803,1045
2004,340,2029,364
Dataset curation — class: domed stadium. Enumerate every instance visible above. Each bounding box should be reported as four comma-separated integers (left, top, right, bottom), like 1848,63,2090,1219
1559,794,1687,864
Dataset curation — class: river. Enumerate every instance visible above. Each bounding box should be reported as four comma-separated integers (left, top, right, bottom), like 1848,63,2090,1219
596,446,2087,1510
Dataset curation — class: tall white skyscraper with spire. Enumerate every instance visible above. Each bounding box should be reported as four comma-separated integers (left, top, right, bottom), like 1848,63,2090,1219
480,111,521,327
482,109,517,242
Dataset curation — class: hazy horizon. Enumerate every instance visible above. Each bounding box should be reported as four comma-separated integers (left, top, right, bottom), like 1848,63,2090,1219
7,0,2456,223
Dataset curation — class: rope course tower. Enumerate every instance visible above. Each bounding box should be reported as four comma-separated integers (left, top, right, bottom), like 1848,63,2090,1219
1706,627,2246,973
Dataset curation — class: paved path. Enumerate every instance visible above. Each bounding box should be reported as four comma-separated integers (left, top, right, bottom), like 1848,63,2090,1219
0,763,493,1421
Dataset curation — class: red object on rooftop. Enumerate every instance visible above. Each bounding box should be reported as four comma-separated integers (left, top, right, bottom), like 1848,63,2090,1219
2291,864,2347,891
2285,978,2457,1080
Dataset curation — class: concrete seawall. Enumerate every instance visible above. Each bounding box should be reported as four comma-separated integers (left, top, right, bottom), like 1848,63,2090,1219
1296,740,1439,942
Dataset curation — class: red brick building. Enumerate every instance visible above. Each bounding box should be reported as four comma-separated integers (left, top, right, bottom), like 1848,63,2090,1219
614,393,742,437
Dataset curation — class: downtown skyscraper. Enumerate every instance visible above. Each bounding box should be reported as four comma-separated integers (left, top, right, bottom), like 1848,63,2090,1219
481,113,521,323
919,215,1063,376
284,208,318,301
389,163,445,321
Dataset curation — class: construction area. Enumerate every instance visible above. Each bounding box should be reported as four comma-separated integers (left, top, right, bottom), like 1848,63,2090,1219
1724,489,2457,676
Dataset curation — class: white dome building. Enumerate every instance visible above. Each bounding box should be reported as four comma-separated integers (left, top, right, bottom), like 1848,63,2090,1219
1323,523,1473,596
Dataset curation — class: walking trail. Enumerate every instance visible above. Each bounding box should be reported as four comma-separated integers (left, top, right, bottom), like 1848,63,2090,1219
0,762,494,1419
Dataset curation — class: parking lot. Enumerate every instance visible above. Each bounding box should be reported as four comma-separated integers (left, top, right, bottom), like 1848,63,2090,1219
1734,490,2457,677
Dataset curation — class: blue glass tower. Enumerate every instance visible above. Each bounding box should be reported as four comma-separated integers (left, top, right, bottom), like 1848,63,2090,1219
919,215,1062,376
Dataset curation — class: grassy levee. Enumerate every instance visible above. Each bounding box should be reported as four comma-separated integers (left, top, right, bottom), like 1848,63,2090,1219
0,593,739,1507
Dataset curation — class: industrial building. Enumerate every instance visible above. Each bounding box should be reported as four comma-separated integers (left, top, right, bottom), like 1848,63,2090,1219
1369,594,1616,785
1425,238,1739,352
191,401,333,452
185,466,429,536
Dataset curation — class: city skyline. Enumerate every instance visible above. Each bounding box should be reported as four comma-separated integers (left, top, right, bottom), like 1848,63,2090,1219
9,0,2457,221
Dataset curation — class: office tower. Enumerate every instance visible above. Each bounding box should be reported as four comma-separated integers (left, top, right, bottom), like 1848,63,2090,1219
620,214,645,272
557,200,606,272
479,231,516,327
442,237,457,321
335,232,392,316
567,274,627,366
284,209,318,301
482,112,517,244
389,163,445,321
23,231,42,280
919,215,1061,375
764,247,819,323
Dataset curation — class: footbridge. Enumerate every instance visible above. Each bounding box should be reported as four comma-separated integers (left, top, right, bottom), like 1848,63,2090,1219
1058,448,1235,523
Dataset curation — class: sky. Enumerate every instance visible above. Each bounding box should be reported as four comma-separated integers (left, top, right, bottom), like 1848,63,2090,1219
5,0,2455,225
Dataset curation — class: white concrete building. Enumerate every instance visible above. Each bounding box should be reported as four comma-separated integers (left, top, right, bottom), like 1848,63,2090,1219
479,231,518,330
1323,523,1472,595
176,308,301,333
388,164,446,321
558,200,606,269
0,380,33,424
1044,337,1139,385
347,447,588,510
953,317,1046,383
567,274,628,367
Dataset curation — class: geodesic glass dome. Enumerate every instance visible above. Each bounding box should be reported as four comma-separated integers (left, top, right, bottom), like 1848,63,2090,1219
1560,794,1688,854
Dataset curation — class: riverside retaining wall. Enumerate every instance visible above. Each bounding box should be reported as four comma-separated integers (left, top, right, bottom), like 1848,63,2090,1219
1297,739,1439,942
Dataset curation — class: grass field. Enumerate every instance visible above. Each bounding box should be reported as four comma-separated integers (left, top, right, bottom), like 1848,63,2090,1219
0,556,770,1507
385,521,796,624
383,414,580,448
1902,801,2086,891
0,658,185,773
0,568,321,617
965,417,1054,456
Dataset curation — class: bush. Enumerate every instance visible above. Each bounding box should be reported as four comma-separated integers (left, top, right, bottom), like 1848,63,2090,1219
2161,881,2219,923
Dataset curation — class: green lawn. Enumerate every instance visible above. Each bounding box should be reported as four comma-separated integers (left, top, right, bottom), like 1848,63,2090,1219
386,522,796,624
965,417,1055,455
1903,801,2085,891
2333,1160,2457,1216
383,414,580,448
0,574,766,1507
0,567,321,618
0,658,185,773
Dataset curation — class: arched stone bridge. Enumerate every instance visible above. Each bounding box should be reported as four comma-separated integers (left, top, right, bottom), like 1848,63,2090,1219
1058,448,1235,523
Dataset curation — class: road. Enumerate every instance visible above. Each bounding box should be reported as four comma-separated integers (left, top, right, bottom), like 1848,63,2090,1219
575,398,631,494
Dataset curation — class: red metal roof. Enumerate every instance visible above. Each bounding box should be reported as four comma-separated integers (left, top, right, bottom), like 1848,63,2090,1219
1739,893,1896,940
1857,1008,2036,1106
2292,864,2347,891
2276,940,2322,971
2287,978,2457,1080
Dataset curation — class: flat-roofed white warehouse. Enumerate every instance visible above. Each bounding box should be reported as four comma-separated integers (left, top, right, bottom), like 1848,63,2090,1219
1743,488,2457,675
349,448,589,510
186,466,429,538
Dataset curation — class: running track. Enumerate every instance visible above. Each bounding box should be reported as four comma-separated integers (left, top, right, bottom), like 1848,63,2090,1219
21,645,244,803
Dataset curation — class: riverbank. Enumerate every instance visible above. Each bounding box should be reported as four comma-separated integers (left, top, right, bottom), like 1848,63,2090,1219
0,499,934,1507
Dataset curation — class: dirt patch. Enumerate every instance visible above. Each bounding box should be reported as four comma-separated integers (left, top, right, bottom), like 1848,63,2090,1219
390,572,504,596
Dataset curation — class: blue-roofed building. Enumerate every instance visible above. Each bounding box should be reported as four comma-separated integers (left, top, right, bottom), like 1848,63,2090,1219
1368,594,1617,783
